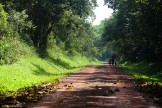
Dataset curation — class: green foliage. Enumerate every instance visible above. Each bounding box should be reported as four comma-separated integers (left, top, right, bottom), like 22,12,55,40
121,62,162,103
102,0,162,62
93,19,114,61
0,4,34,65
0,4,7,31
13,0,97,54
7,10,33,42
0,50,98,95
120,61,162,104
0,37,35,65
0,0,98,58
0,0,99,62
121,62,162,82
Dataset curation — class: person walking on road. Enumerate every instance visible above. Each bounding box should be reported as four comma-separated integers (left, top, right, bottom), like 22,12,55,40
111,53,117,65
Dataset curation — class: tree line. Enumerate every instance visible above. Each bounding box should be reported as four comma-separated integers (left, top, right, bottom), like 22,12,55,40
0,0,100,65
101,0,162,62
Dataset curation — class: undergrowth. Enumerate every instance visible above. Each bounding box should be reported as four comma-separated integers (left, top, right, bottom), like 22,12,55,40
120,62,162,83
0,45,98,95
120,62,162,104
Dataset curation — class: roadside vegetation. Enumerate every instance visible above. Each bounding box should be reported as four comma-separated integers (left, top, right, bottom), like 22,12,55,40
0,0,100,97
121,62,162,83
120,62,162,104
0,49,97,95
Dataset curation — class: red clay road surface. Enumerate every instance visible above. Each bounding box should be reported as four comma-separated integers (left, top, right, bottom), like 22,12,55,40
28,64,161,108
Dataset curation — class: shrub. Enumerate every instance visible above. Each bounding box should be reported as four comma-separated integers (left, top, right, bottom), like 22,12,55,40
0,4,34,65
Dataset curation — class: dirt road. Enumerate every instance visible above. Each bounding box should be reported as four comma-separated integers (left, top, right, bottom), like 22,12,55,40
28,64,161,108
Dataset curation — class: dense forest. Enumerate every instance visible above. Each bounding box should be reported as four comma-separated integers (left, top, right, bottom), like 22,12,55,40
0,0,100,65
100,0,162,63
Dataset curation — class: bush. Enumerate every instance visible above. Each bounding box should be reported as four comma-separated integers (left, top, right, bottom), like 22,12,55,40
0,36,35,65
0,4,34,65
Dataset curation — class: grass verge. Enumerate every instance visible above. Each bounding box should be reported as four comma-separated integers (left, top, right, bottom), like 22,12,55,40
120,61,162,83
120,62,162,104
0,53,99,95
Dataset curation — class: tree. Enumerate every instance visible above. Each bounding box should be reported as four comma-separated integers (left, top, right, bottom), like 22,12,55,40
1,0,97,56
102,0,162,62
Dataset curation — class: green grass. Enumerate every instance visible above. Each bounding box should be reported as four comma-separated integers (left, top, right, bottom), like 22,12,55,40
120,62,162,82
0,52,99,95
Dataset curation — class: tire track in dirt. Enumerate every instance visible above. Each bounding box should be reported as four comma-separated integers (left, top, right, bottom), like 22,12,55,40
28,64,161,108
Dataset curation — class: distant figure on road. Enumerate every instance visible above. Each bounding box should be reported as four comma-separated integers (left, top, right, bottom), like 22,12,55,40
111,53,117,65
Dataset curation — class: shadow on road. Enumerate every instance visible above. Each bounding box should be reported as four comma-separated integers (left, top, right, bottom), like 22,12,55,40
28,65,160,108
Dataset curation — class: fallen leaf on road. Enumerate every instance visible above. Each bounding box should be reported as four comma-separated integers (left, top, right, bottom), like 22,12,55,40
57,87,62,90
94,85,98,89
86,81,89,84
64,84,68,87
53,85,57,89
65,87,73,91
73,95,80,99
114,80,120,84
